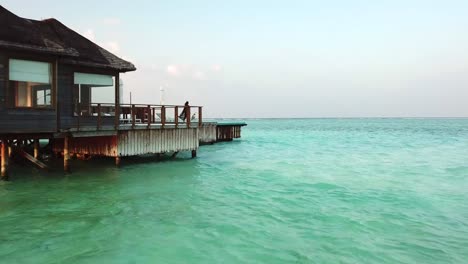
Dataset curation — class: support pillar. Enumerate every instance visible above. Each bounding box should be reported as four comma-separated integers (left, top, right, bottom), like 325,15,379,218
191,149,197,159
34,139,39,159
1,140,9,180
7,140,13,158
64,136,71,173
115,156,121,167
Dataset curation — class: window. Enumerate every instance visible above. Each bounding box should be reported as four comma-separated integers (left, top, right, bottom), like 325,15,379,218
73,72,114,116
8,59,52,108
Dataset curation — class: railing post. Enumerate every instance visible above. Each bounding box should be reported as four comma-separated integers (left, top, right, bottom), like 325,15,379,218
186,107,191,128
97,103,102,130
147,105,151,128
161,106,166,129
198,106,202,127
132,104,136,129
174,106,179,128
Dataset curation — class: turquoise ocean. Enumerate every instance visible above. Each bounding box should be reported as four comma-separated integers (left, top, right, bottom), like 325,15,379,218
0,118,467,263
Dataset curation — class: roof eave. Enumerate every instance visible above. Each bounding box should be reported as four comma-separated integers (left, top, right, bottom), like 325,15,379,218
59,58,137,73
0,40,79,56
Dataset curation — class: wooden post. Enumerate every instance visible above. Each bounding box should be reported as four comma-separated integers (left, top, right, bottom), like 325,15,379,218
64,135,71,173
54,59,60,132
8,140,12,158
115,156,121,167
115,73,120,129
174,106,179,128
33,139,39,159
1,140,8,179
147,105,151,128
191,149,197,158
131,104,136,129
97,103,102,130
198,106,203,127
161,106,166,129
186,107,191,128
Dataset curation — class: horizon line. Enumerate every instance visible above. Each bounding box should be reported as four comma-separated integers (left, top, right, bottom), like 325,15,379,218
204,117,468,119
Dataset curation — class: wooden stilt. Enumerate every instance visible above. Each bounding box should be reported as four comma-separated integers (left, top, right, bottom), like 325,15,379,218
1,140,9,179
64,135,71,172
7,140,12,158
191,150,197,158
34,139,39,159
115,156,121,167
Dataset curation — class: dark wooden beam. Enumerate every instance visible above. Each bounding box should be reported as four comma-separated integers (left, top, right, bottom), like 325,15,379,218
147,105,151,128
54,59,60,132
131,104,136,129
186,107,191,128
16,148,49,170
174,106,179,128
198,107,202,128
114,73,120,129
161,106,166,129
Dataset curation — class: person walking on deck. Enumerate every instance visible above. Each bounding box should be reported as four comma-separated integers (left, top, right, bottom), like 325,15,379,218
179,101,190,121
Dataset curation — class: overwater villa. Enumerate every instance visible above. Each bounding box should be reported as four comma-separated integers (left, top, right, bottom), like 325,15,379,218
0,6,245,179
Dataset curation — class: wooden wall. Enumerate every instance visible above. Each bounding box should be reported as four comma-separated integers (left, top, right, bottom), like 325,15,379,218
0,53,6,109
217,125,242,141
118,128,198,156
199,122,217,144
53,135,118,157
57,64,114,131
0,50,115,135
52,128,199,157
0,51,57,134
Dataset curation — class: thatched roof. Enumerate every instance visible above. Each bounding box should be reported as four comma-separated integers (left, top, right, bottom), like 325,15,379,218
0,6,136,72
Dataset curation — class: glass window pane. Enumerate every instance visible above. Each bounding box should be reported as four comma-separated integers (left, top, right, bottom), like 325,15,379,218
16,82,31,107
8,59,53,108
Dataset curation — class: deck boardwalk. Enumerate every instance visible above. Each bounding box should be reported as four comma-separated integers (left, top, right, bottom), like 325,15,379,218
52,128,198,157
118,128,198,156
216,122,247,142
199,123,217,144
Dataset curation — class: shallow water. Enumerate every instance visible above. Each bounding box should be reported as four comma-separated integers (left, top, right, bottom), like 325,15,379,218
1,119,468,263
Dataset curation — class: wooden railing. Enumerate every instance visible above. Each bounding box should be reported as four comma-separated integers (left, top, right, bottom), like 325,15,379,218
74,103,202,130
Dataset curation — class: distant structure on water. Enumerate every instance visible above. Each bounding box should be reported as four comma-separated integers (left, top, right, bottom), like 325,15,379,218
0,5,246,180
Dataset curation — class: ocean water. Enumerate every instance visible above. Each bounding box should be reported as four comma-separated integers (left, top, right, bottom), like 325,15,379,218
1,118,468,263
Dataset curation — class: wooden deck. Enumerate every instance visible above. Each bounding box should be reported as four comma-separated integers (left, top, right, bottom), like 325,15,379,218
216,122,247,142
52,127,199,158
0,102,247,178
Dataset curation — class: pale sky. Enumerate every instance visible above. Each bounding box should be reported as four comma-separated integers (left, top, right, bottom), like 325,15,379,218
4,0,468,117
